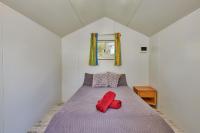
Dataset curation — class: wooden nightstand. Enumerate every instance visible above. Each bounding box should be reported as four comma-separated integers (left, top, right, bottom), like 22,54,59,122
133,86,157,108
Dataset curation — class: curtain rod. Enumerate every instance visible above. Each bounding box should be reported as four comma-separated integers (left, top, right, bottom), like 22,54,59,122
98,33,115,36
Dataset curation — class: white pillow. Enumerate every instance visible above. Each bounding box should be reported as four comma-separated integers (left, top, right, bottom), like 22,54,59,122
92,73,108,88
107,72,120,88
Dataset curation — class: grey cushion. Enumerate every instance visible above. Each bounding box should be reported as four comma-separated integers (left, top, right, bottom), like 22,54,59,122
83,73,93,86
92,73,108,88
118,74,128,86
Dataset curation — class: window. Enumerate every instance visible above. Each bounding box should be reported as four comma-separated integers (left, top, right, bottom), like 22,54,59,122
98,40,115,60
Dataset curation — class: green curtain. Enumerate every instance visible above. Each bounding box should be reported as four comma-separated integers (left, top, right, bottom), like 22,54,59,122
114,33,122,66
89,33,98,66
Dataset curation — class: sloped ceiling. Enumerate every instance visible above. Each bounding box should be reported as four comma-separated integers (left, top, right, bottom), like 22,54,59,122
1,0,200,37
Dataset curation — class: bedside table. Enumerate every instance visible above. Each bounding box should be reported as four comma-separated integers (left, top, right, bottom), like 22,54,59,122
133,86,157,108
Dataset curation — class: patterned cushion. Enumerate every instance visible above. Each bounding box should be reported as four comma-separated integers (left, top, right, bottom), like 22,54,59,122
107,72,120,88
92,73,108,88
118,74,128,86
83,73,93,86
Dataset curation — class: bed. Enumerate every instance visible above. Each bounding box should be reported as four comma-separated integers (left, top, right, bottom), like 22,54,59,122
45,85,174,133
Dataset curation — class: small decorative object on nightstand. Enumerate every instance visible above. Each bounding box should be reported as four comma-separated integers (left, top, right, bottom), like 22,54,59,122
133,86,157,108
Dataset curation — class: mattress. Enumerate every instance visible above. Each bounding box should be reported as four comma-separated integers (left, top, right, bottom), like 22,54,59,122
45,86,174,133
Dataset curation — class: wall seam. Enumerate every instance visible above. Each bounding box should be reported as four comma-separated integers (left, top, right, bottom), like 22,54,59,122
0,4,4,132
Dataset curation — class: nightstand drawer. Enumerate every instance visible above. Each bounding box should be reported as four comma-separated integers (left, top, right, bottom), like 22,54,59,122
133,86,157,108
138,91,155,98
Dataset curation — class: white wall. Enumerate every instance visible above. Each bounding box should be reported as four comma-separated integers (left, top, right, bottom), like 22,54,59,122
0,3,4,133
62,18,149,101
150,8,200,133
0,3,61,133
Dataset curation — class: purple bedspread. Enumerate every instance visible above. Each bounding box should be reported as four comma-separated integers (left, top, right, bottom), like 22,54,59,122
45,86,174,133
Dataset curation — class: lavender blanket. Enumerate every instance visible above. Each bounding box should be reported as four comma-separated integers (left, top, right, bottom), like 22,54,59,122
45,86,174,133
